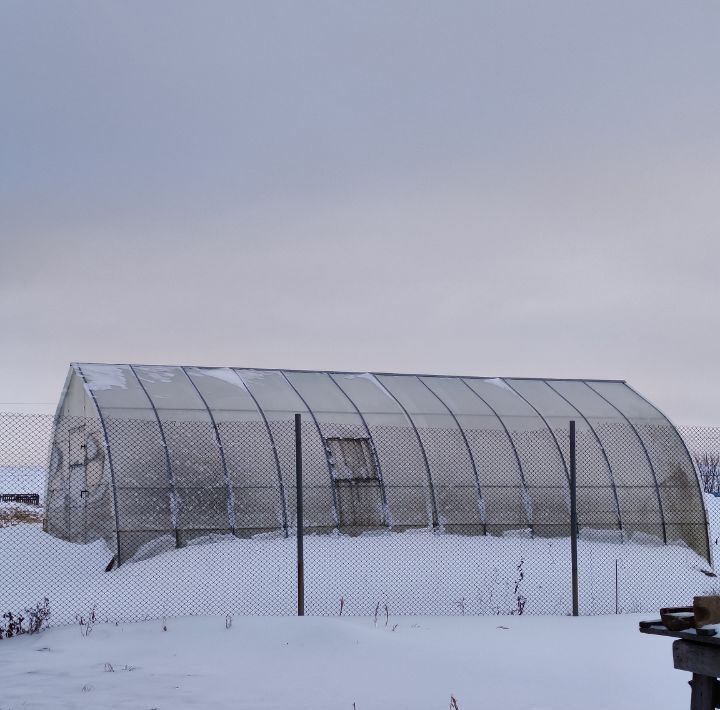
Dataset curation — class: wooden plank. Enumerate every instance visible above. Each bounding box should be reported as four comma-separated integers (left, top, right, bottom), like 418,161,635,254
662,606,695,631
674,640,720,677
696,598,720,628
641,624,720,646
690,674,718,710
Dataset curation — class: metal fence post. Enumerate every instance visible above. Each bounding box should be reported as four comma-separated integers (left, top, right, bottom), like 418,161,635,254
295,413,305,617
570,419,579,616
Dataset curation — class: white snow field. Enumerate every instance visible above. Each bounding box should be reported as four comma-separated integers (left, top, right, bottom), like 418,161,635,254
2,522,719,626
0,481,717,708
0,613,697,710
0,466,46,499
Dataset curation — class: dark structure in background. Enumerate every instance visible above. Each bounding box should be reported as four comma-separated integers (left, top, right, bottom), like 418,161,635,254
46,363,709,564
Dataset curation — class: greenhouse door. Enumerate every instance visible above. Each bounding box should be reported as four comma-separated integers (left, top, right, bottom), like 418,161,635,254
327,437,385,529
335,479,384,527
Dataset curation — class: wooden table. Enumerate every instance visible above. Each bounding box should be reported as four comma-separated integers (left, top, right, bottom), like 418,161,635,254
641,621,720,709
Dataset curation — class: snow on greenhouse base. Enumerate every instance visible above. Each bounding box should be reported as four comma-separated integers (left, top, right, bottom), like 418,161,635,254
2,524,719,625
0,613,696,710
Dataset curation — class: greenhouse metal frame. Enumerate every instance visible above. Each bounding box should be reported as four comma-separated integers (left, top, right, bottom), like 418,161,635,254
45,363,710,565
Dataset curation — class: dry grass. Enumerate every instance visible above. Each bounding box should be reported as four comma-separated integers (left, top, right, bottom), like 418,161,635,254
0,505,44,528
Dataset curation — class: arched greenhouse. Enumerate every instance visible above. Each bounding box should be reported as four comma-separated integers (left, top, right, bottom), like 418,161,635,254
46,363,709,566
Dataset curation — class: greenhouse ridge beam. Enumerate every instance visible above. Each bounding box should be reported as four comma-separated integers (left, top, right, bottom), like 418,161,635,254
74,362,628,384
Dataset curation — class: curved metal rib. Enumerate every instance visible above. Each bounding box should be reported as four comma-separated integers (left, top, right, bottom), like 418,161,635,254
280,372,340,529
545,381,623,535
625,383,710,560
180,367,236,535
327,373,390,528
127,364,181,548
584,382,667,545
459,378,534,535
418,377,486,534
75,365,123,565
231,370,289,536
500,379,571,486
370,374,439,528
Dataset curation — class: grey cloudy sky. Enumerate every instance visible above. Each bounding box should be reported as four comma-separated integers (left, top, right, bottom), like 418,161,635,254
1,1,719,423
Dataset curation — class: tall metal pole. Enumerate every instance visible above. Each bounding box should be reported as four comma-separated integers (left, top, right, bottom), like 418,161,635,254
570,420,579,617
295,413,305,617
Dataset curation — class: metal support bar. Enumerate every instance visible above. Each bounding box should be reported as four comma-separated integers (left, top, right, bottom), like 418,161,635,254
295,413,305,617
327,373,391,528
459,378,534,535
75,365,123,566
370,374,439,528
628,383,711,562
281,372,340,529
419,376,486,534
232,369,289,536
570,420,579,617
501,379,571,486
180,367,236,535
585,382,667,545
128,364,181,549
546,381,623,535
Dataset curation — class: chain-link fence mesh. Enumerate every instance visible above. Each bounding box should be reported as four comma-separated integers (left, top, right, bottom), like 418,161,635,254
1,412,718,627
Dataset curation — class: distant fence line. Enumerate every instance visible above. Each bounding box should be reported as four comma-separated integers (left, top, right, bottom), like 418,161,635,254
0,493,40,505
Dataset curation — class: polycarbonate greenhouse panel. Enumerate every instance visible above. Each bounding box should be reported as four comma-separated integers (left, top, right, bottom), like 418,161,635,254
376,375,483,533
283,371,359,421
330,373,435,528
506,379,621,532
183,368,287,533
237,370,335,532
184,368,260,420
47,364,710,563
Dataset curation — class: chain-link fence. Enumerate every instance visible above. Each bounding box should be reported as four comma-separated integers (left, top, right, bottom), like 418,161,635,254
1,412,718,627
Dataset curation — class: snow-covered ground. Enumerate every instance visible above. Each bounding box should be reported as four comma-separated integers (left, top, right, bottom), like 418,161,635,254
0,456,717,708
0,466,47,500
0,613,695,709
2,522,718,626
0,485,717,629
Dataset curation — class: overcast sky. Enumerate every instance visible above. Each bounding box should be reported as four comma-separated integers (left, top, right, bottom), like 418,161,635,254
1,1,719,424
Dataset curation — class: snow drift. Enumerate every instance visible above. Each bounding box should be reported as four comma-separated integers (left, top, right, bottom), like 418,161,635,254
2,520,718,626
